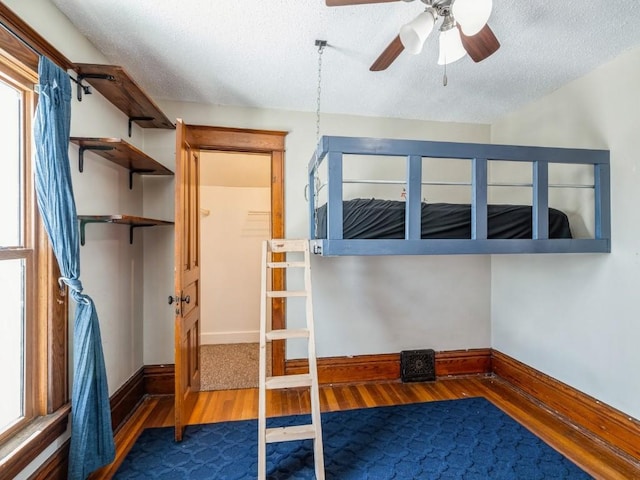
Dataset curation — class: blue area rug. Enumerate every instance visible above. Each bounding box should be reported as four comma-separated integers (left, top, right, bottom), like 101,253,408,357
115,397,590,479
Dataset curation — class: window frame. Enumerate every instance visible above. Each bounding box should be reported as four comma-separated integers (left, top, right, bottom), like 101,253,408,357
0,7,70,477
0,61,37,443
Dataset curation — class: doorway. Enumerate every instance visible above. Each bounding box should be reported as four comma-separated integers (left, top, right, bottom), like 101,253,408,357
181,124,287,380
199,150,271,390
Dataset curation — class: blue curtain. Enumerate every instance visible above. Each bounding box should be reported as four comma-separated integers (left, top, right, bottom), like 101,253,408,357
34,56,115,480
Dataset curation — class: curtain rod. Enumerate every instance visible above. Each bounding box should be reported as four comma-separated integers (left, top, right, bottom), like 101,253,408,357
0,21,89,95
0,5,74,69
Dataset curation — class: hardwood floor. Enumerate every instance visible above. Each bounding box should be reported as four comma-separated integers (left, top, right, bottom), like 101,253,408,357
92,375,640,479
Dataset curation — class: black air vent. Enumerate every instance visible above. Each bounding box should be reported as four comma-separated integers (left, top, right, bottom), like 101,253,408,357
401,349,436,382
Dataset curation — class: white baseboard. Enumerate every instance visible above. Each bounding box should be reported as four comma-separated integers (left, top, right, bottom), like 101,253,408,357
201,331,259,345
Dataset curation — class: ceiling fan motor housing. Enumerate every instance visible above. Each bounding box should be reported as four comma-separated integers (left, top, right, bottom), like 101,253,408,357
423,0,454,16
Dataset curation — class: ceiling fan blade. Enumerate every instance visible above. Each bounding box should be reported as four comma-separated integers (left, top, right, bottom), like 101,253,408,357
370,35,405,71
326,0,401,6
458,24,500,63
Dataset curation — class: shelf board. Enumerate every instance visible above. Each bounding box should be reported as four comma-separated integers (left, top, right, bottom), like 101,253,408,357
78,215,174,226
70,137,173,174
70,137,173,188
74,63,175,131
78,214,174,245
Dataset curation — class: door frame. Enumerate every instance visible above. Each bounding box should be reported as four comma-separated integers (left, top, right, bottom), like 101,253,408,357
185,125,287,375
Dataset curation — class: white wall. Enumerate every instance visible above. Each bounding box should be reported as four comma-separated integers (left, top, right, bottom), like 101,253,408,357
143,105,492,362
200,185,270,344
491,47,640,420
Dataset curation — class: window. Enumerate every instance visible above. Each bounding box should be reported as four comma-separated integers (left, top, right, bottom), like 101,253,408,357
0,30,69,478
0,58,37,443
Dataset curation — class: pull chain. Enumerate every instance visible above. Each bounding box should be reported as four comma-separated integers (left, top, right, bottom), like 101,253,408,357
443,60,448,87
315,40,326,145
312,40,327,238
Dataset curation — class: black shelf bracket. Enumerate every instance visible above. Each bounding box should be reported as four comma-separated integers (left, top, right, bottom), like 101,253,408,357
129,224,155,244
76,73,115,101
79,218,103,246
70,76,91,101
78,145,115,172
79,219,156,245
128,116,155,137
129,169,155,190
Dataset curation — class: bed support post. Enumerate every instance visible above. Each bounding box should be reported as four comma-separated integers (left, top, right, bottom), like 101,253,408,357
406,155,422,240
326,151,343,240
594,163,611,243
472,158,488,240
533,161,549,239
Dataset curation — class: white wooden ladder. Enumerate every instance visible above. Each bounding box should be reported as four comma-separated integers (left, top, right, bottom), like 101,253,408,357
258,239,325,479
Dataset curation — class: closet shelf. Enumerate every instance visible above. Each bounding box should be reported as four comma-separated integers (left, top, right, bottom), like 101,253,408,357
69,137,173,189
78,215,173,245
74,63,175,135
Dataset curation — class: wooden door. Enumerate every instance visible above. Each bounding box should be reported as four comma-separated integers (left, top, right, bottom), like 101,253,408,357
174,118,201,441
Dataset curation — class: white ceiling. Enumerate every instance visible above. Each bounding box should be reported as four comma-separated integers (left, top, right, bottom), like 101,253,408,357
52,0,640,124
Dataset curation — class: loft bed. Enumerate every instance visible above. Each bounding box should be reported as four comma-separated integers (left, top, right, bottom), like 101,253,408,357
308,136,611,256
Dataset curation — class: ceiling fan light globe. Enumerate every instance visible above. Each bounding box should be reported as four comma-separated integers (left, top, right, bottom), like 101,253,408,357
399,9,436,55
452,0,492,36
437,27,467,65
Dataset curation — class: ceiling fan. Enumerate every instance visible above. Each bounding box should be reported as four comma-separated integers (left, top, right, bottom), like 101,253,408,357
326,0,500,71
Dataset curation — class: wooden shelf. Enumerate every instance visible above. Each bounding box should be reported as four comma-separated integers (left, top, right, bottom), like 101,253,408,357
70,66,176,245
74,63,175,135
70,137,173,189
78,215,173,245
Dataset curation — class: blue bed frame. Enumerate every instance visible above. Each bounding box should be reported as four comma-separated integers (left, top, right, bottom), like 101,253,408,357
308,136,611,256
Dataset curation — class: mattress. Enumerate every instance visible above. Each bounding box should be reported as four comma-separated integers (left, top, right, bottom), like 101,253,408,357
315,198,572,240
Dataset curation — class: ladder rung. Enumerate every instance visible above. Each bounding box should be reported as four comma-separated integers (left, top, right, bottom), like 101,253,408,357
267,290,307,298
266,328,310,340
267,261,306,268
265,374,312,389
265,424,317,443
269,239,308,253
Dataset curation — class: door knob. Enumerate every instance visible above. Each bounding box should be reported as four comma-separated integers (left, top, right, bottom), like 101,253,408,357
168,294,190,306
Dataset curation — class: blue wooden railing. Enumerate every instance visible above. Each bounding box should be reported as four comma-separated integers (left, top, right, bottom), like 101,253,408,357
308,136,610,256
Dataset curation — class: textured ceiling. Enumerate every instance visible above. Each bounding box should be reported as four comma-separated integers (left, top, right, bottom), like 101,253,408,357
51,0,640,124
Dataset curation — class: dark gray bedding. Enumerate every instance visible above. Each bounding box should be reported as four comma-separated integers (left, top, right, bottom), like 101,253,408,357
315,198,572,239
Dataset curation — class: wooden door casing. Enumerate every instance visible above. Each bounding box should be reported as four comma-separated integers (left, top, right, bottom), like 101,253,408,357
174,119,201,442
184,125,287,375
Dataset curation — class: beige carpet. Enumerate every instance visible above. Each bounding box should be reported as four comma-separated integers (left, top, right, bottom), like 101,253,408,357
200,343,271,391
